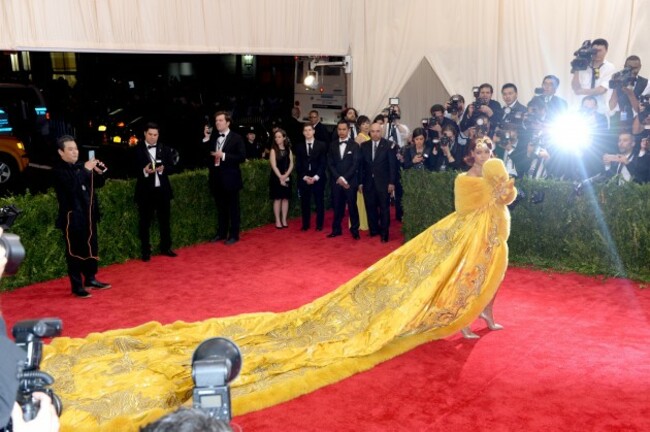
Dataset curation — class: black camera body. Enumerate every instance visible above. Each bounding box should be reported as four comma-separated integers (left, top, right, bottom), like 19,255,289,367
609,67,635,90
440,136,453,147
448,96,461,114
571,40,598,72
638,95,650,122
1,319,63,431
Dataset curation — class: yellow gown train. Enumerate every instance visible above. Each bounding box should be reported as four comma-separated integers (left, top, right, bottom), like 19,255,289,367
43,159,516,431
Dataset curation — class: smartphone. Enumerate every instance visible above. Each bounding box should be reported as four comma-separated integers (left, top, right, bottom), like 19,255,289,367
88,150,96,160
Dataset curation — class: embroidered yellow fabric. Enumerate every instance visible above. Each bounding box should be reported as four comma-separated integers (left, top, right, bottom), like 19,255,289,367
43,158,516,431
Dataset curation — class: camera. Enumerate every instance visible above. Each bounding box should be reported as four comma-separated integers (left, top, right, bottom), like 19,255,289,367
472,86,488,112
440,135,453,147
0,205,25,276
638,95,650,122
474,117,489,136
1,319,63,431
534,87,544,96
570,40,598,72
448,96,461,114
387,98,400,123
495,129,512,142
609,67,635,90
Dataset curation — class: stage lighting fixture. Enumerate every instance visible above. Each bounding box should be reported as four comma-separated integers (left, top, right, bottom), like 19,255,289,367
304,70,319,89
191,337,242,422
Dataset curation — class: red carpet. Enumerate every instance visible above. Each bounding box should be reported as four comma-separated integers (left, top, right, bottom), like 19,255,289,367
1,217,649,431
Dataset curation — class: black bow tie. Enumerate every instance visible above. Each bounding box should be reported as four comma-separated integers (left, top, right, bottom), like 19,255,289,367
339,141,347,145
218,133,226,138
147,145,157,149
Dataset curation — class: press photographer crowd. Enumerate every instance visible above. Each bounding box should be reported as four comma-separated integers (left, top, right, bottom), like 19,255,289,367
2,37,650,431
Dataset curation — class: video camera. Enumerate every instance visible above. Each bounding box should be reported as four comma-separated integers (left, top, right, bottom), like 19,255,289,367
609,67,635,90
571,40,598,73
1,319,63,432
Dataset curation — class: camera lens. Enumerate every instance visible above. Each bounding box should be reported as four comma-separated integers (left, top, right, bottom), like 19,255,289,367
0,232,25,275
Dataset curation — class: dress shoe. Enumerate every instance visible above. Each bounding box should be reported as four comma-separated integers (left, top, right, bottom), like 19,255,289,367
326,232,341,238
301,226,309,231
276,225,283,229
85,279,112,290
210,235,225,243
282,223,289,228
381,237,388,243
315,227,323,232
369,231,379,237
225,238,239,245
72,289,92,298
352,233,361,240
142,254,151,262
162,249,177,257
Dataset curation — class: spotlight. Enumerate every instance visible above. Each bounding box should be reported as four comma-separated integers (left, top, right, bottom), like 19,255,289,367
303,70,319,90
191,337,242,422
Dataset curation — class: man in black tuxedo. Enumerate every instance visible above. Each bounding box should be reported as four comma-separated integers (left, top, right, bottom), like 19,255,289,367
309,109,330,143
295,123,327,231
359,122,397,243
134,122,177,261
327,120,361,240
203,111,246,245
500,83,527,124
529,75,568,121
53,135,110,298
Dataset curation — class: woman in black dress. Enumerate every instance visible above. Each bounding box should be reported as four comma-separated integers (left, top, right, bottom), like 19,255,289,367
269,128,294,228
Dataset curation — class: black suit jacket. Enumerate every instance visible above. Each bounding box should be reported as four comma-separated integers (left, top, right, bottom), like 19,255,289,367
295,139,327,180
328,138,360,188
134,142,175,204
529,95,568,120
204,130,246,192
359,138,397,191
313,122,330,144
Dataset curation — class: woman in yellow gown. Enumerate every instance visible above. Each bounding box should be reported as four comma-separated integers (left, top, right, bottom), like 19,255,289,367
42,138,516,431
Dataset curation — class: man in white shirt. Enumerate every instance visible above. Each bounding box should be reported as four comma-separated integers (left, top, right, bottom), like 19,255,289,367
571,38,616,116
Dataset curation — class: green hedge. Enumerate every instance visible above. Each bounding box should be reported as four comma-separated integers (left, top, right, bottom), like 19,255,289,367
0,160,304,291
4,162,648,290
401,169,650,282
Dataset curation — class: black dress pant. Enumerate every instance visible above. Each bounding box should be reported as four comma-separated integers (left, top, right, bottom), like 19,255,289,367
137,189,172,255
364,185,391,239
61,226,98,292
298,179,325,229
214,189,241,240
331,184,359,235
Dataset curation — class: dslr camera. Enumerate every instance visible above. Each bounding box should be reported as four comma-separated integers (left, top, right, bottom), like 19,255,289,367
1,319,63,431
570,40,598,72
448,95,462,114
609,67,635,90
387,97,400,123
472,86,488,111
638,94,650,122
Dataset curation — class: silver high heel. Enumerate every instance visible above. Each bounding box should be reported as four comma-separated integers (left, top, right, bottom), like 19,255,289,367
461,327,480,339
480,312,504,331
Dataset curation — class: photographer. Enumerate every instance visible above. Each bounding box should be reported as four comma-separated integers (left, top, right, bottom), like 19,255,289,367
500,83,527,124
444,94,466,126
0,233,59,432
571,38,616,116
432,124,465,172
493,122,529,178
459,83,503,136
522,99,552,179
528,75,568,121
53,135,111,299
609,55,648,130
602,131,641,184
423,104,458,141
